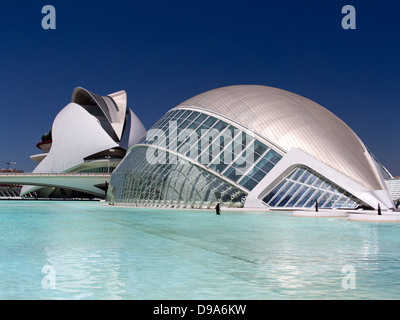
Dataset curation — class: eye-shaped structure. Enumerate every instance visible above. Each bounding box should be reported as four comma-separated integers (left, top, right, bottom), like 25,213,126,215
109,85,394,210
22,87,146,198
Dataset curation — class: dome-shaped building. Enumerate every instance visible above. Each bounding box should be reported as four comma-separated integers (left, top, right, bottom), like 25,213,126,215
109,85,394,210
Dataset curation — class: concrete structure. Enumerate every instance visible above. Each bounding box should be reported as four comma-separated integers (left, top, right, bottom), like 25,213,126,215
0,168,33,199
0,173,110,198
108,85,395,211
22,87,146,198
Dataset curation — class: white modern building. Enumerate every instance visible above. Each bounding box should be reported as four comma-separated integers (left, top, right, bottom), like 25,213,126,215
22,87,146,198
108,85,395,210
386,178,400,207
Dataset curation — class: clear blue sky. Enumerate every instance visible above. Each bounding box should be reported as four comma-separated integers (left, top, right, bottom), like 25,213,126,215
0,0,399,175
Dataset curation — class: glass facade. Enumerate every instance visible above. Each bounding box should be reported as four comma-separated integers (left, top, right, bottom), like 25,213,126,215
109,146,246,207
110,108,283,207
262,166,364,209
136,109,283,191
109,108,371,209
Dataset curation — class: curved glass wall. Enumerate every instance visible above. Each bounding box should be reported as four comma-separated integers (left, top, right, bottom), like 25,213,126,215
110,108,285,207
109,146,246,207
136,108,283,192
262,166,366,209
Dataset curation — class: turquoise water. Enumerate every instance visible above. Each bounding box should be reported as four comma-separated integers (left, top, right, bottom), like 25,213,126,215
0,201,400,300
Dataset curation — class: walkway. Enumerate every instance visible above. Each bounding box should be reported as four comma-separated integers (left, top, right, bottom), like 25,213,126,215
0,173,110,198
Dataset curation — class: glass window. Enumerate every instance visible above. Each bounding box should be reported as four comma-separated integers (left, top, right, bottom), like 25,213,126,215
299,170,311,183
176,131,197,155
230,158,252,174
208,160,226,173
317,192,331,207
277,194,292,207
179,110,192,120
333,195,347,208
245,145,262,163
268,181,294,206
262,166,365,209
201,116,217,130
262,184,282,204
253,140,268,156
178,118,193,131
192,113,208,126
218,126,235,150
255,158,274,174
343,198,357,209
212,120,229,132
286,185,308,207
238,131,253,150
290,168,305,181
304,190,324,207
307,175,317,186
319,181,330,190
276,182,301,207
327,186,336,193
170,109,185,120
321,193,337,208
264,150,282,165
197,129,221,162
296,187,317,207
223,166,244,183
312,178,323,188
239,176,258,190
249,166,268,182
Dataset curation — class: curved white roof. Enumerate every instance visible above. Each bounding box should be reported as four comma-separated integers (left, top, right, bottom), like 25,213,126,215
72,87,128,140
22,87,147,196
33,102,120,173
174,85,385,191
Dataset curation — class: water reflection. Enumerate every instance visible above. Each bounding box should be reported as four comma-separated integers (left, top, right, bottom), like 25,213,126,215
2,201,400,299
44,247,126,299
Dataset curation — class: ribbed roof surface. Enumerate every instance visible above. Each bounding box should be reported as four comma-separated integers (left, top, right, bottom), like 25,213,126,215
174,85,384,191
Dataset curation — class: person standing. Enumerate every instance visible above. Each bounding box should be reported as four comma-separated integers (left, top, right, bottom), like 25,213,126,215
215,203,221,215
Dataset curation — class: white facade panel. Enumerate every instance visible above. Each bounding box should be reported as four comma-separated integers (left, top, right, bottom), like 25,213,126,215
33,102,119,173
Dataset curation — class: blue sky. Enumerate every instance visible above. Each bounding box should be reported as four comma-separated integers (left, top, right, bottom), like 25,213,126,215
0,0,399,175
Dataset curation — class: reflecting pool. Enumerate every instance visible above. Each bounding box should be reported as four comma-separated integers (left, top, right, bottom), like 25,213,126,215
0,201,399,299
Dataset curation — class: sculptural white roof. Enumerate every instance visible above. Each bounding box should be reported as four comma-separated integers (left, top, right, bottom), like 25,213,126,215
71,87,128,141
22,87,146,196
